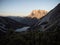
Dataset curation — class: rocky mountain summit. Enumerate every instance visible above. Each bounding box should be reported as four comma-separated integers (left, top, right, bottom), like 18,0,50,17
28,10,47,19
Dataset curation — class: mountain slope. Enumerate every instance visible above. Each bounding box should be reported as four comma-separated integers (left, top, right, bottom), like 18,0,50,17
0,16,28,33
8,16,39,26
30,3,60,31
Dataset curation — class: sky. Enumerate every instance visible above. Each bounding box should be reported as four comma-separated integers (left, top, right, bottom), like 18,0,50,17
0,0,60,16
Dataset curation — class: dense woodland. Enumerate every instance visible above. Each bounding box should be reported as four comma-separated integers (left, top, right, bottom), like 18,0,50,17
0,24,60,45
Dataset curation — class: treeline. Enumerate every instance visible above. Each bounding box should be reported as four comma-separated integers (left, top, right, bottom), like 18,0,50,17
0,25,60,45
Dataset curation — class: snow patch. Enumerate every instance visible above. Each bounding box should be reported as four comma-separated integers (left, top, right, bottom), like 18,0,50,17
15,27,30,32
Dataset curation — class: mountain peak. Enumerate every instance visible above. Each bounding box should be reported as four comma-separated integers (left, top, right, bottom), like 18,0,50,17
28,10,47,19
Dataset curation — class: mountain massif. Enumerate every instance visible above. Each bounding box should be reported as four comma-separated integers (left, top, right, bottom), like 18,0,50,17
28,10,47,19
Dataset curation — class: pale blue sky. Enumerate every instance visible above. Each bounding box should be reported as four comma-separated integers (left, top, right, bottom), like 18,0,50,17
0,0,60,16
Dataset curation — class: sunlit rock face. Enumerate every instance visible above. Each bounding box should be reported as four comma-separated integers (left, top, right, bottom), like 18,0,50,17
28,10,47,19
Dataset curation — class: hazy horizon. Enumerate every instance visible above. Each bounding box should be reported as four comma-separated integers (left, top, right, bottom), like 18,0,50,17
0,0,60,16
